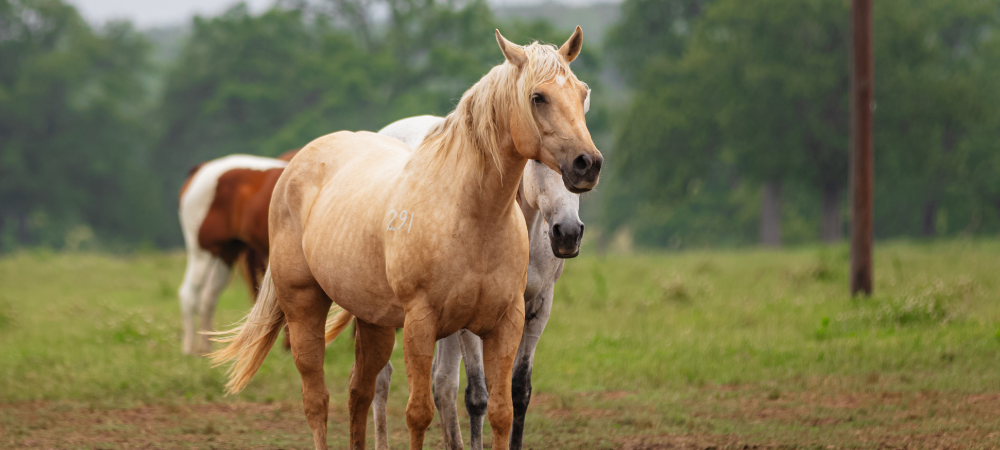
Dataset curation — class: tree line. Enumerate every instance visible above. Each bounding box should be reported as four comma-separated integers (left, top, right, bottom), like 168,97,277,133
604,0,1000,247
1,0,999,251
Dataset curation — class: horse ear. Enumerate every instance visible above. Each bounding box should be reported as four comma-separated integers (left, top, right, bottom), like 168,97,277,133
558,26,583,63
496,29,527,68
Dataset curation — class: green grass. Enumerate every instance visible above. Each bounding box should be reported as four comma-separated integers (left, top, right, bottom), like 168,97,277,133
2,240,1000,448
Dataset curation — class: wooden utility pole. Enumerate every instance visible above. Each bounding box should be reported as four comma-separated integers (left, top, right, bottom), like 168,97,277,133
850,0,874,296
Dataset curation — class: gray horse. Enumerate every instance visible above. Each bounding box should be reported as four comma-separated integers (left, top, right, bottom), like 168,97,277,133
369,115,586,450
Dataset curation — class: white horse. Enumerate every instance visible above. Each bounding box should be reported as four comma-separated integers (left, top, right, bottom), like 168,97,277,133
369,114,586,450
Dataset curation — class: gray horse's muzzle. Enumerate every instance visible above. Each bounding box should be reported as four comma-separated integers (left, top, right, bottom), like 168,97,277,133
549,220,584,258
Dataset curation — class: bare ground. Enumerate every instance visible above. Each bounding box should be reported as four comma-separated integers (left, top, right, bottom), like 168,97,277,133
5,385,999,450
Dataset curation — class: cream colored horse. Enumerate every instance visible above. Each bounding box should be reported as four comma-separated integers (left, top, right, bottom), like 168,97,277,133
210,27,601,450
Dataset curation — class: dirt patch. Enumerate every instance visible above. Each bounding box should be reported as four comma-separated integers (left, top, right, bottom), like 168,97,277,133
618,434,739,450
5,387,1000,449
681,385,1000,449
0,401,316,449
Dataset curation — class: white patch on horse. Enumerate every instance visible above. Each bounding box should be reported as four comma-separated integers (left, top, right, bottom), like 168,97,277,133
378,115,443,149
584,89,591,114
555,75,567,86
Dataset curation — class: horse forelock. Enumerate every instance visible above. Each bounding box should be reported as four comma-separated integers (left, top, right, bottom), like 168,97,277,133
419,41,576,178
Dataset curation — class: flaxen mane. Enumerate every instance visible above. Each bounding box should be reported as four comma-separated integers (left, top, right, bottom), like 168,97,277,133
418,42,580,180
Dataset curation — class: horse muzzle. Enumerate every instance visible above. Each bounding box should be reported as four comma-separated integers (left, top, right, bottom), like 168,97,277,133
549,220,584,258
561,152,603,193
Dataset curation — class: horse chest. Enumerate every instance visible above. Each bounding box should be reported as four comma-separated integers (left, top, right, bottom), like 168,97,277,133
384,222,528,333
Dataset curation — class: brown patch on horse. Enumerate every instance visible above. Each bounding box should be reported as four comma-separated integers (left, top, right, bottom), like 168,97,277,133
197,167,284,265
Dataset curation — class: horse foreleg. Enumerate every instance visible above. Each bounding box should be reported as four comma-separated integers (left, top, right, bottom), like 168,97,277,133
509,288,553,450
349,320,395,450
432,332,465,450
402,302,438,450
284,285,333,450
458,330,487,450
481,298,525,450
197,259,231,354
373,360,393,450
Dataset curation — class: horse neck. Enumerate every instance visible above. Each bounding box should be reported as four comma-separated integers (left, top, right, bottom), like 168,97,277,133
415,122,527,225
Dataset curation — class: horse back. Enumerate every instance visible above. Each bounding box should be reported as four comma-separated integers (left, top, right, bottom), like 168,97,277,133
272,131,411,228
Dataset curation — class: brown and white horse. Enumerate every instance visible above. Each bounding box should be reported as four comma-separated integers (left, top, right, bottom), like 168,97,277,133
176,150,297,355
211,28,601,450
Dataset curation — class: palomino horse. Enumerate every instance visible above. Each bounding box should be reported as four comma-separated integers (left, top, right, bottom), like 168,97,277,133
359,114,586,450
211,27,601,450
177,150,297,355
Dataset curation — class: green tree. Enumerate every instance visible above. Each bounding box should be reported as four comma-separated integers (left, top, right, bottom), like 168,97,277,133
0,0,160,251
606,0,710,82
605,0,1000,248
872,0,1000,237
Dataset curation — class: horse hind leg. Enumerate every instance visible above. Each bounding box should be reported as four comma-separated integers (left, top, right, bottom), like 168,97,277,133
282,282,334,450
178,249,217,355
432,332,465,450
197,257,232,354
349,320,395,450
479,299,525,450
373,361,393,450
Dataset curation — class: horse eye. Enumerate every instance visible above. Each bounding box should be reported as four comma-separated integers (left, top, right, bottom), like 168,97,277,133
531,93,546,104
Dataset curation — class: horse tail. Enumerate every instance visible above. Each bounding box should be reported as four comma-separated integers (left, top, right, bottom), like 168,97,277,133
208,265,285,394
235,249,266,300
324,306,354,345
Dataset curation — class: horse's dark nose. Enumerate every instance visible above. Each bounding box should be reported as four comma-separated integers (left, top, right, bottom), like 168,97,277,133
572,154,592,174
550,221,584,258
563,152,603,193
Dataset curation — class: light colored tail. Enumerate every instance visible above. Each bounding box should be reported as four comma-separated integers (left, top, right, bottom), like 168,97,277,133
208,266,285,394
324,306,354,345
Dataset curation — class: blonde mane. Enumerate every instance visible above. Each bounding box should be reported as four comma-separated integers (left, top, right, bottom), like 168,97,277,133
417,41,580,178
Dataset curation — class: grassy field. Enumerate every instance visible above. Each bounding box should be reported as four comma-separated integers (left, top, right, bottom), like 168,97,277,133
2,240,1000,449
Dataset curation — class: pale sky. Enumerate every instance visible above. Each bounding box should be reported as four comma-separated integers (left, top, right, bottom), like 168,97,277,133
67,0,620,28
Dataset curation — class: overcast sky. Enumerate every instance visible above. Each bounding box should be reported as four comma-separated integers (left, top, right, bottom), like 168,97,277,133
66,0,620,28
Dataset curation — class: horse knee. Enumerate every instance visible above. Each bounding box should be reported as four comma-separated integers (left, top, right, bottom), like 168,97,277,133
349,384,375,410
464,371,489,419
406,396,435,431
486,395,513,433
376,361,393,395
303,386,330,417
179,285,199,314
433,375,459,410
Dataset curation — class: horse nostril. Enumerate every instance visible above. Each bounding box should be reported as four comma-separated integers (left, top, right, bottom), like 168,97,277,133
552,223,563,238
592,155,603,172
573,154,592,174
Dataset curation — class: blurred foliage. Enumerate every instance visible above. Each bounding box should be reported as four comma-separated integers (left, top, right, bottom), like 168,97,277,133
0,0,162,250
605,0,1000,248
